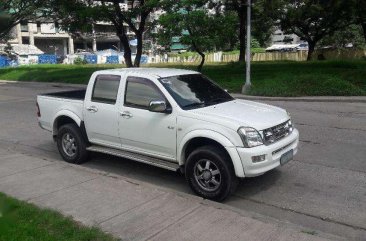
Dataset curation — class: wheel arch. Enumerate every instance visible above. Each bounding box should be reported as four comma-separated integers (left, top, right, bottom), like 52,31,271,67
178,130,245,177
52,110,82,136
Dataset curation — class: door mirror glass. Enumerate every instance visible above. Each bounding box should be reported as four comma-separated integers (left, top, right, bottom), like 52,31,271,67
149,100,170,113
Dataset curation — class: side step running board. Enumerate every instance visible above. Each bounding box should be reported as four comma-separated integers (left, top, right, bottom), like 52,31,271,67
86,145,180,171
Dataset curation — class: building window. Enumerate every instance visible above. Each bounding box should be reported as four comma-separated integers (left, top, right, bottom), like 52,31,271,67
20,21,28,32
55,22,60,33
22,37,30,44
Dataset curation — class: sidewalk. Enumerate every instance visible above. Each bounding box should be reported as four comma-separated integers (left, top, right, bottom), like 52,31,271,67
0,147,339,241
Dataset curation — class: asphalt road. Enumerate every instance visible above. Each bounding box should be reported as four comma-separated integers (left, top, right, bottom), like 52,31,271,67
0,81,365,240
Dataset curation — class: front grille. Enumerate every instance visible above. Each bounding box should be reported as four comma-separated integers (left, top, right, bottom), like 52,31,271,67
262,120,293,145
272,140,295,155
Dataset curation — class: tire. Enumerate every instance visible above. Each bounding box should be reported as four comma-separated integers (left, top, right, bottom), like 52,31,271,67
56,123,89,164
185,145,238,201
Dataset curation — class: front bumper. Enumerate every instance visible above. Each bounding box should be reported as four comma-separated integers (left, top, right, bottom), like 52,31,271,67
236,128,299,177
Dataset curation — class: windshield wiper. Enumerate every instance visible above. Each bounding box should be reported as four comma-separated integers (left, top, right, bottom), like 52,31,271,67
183,101,205,109
206,97,231,105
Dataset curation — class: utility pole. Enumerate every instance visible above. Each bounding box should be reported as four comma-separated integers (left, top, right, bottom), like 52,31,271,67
242,0,251,94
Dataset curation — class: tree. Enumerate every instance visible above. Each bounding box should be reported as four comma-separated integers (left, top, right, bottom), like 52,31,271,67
251,0,277,47
158,0,235,71
49,0,165,67
3,42,17,59
225,0,276,61
225,0,247,61
278,0,353,60
214,10,239,51
319,24,365,49
0,0,47,40
353,0,366,42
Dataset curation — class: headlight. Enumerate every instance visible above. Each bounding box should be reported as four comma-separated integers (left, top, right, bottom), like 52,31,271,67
237,127,263,148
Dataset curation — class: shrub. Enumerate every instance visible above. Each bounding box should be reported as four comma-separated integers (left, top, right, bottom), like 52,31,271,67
74,57,87,65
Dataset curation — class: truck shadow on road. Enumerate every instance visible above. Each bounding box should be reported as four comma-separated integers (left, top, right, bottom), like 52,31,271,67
83,152,282,202
234,169,282,199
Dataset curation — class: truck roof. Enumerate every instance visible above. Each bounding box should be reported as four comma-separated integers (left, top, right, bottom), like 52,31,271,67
94,68,199,78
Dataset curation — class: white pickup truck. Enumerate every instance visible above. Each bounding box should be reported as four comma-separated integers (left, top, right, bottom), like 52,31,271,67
37,68,299,201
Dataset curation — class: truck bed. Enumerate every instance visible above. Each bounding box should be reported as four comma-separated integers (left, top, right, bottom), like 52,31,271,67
37,89,86,133
42,89,86,100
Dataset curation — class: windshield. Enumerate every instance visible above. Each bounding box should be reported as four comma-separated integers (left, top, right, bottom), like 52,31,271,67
159,74,234,110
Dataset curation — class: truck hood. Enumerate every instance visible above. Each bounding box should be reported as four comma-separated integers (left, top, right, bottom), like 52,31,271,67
189,99,290,131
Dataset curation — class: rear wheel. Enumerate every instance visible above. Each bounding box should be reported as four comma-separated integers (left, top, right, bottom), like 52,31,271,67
56,124,89,164
185,145,238,201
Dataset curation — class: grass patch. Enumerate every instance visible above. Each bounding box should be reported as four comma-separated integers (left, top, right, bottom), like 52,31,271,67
0,60,365,96
0,192,117,241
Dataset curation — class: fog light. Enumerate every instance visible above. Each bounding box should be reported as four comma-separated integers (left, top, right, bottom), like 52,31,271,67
252,155,266,163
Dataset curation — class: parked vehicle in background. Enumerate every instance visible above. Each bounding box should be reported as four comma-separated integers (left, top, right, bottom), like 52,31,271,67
37,68,299,201
266,43,308,52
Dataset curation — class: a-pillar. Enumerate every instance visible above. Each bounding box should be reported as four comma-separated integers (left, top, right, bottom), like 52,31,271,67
68,37,74,54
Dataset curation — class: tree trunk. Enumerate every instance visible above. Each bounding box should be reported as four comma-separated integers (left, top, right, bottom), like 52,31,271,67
307,41,315,61
134,31,143,67
238,8,246,62
197,51,205,72
361,22,366,43
118,33,133,68
190,39,205,72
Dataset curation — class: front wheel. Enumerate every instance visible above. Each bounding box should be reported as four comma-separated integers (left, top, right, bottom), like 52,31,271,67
185,145,238,201
56,124,89,164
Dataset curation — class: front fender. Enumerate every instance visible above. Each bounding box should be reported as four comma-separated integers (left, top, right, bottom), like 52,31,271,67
178,129,245,178
52,110,82,135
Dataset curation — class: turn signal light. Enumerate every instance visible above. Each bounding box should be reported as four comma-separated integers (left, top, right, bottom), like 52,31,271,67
252,155,266,163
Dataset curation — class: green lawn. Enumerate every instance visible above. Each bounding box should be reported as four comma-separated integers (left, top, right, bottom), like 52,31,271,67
0,60,365,96
0,193,117,241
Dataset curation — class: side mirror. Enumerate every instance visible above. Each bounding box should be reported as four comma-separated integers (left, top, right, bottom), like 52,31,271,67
148,100,171,113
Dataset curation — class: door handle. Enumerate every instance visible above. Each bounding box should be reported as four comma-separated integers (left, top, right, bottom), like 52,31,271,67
86,106,98,113
120,111,133,118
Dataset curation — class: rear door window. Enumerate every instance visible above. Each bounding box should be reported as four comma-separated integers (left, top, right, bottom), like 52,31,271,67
92,75,121,104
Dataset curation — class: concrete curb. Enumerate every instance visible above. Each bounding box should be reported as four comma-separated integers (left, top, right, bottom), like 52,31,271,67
0,80,86,89
2,80,365,103
232,94,366,103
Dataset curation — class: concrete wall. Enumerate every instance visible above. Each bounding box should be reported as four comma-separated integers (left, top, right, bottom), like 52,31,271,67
149,49,366,64
34,39,66,56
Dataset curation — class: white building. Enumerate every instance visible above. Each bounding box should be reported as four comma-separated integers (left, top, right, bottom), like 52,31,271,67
270,28,304,45
7,1,161,56
7,21,74,56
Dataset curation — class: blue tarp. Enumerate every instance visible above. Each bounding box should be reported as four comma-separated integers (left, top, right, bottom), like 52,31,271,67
106,55,119,64
38,54,57,64
129,39,138,46
0,56,9,68
84,55,97,64
140,55,148,64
